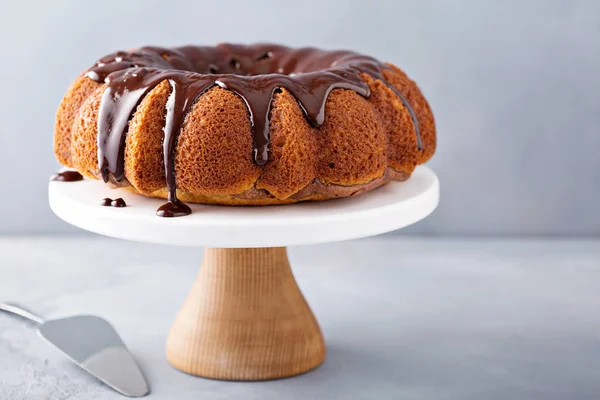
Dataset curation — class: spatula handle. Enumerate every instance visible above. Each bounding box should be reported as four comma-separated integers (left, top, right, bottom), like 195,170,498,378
0,303,45,324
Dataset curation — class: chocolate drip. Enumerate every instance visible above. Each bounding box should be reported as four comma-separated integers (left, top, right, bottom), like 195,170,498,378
101,197,126,207
380,81,422,150
112,198,126,207
156,200,192,218
87,44,422,217
50,170,84,182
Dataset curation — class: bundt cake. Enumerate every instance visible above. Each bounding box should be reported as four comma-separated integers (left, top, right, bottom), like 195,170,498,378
54,43,436,217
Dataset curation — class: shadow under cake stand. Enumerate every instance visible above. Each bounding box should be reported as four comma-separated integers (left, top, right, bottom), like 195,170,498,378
49,165,439,381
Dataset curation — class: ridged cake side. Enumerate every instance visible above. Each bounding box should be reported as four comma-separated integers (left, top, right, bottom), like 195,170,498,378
54,64,435,205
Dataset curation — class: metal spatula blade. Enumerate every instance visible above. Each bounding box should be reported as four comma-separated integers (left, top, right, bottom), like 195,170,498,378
0,303,149,397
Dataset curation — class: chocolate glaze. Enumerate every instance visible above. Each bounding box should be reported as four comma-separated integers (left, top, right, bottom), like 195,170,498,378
112,198,126,208
101,197,127,207
50,170,84,182
156,200,192,218
86,44,421,217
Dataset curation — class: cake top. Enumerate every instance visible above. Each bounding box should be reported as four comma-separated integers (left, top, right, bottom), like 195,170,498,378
85,44,421,216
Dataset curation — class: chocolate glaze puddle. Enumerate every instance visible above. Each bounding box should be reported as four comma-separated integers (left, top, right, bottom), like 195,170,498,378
101,197,127,208
156,200,192,218
50,170,84,182
86,44,421,217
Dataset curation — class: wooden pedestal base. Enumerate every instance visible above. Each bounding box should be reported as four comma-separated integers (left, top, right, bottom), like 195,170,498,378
166,247,326,380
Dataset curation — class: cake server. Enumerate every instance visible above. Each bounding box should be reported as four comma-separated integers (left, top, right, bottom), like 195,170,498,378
0,303,149,397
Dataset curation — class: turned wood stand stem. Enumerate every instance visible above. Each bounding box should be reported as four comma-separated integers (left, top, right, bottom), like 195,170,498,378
166,247,326,380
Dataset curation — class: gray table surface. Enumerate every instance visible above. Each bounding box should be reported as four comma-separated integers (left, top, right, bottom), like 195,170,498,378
1,236,599,400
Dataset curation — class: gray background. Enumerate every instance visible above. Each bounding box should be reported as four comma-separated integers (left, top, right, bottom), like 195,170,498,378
0,0,598,236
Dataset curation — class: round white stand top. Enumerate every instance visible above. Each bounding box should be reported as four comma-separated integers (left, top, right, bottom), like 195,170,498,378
49,166,439,248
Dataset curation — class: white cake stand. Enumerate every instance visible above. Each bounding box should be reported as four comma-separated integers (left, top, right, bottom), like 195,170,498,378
49,166,439,381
